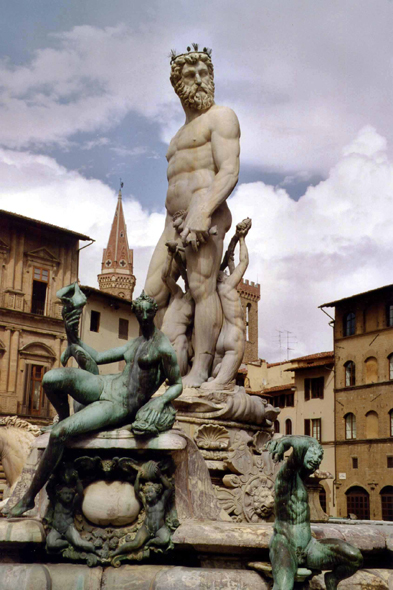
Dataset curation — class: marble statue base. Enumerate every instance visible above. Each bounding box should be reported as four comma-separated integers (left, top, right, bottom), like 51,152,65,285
1,428,392,586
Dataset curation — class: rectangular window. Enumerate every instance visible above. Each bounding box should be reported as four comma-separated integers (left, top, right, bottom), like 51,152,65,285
387,304,393,327
304,377,324,400
286,393,294,407
118,318,129,340
388,457,393,469
90,310,100,332
312,418,322,441
31,267,49,315
25,364,47,416
312,377,324,399
345,414,357,439
352,457,358,469
305,379,310,401
304,419,310,436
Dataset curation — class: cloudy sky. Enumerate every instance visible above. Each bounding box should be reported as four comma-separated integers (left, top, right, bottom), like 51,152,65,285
1,0,393,362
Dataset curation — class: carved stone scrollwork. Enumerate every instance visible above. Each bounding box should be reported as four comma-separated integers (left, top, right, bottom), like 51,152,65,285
212,429,278,523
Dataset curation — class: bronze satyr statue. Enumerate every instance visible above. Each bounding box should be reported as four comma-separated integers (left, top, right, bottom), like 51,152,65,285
8,287,182,517
111,460,174,566
266,436,362,590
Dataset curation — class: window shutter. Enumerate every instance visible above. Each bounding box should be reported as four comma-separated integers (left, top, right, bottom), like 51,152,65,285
319,377,324,399
305,379,310,401
304,419,310,436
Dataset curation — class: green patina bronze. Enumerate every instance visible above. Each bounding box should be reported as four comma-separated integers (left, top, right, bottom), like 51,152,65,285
42,456,178,566
45,465,96,556
8,284,182,517
111,459,177,566
266,436,362,590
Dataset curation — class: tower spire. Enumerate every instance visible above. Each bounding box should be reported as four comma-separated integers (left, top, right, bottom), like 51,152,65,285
97,182,136,300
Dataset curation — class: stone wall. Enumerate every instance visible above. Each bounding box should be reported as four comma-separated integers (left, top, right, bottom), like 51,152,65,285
238,278,260,363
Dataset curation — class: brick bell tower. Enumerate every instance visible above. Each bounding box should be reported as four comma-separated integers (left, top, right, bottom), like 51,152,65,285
98,184,136,300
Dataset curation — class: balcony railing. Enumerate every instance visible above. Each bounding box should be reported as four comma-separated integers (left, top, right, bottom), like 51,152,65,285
17,401,52,419
0,292,62,319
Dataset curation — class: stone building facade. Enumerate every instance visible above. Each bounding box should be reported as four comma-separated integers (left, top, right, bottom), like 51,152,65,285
97,188,135,300
248,353,336,516
237,278,260,363
321,285,393,521
0,210,91,423
80,286,139,376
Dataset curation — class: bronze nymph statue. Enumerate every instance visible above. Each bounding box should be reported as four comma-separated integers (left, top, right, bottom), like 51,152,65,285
8,286,182,517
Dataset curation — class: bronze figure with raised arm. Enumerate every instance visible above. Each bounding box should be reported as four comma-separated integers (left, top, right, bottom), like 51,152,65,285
266,436,362,590
7,285,182,517
145,45,240,388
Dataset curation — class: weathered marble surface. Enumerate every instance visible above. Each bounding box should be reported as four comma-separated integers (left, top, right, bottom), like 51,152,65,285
173,520,272,552
308,569,393,589
5,429,225,526
1,518,392,555
0,417,41,511
82,480,141,526
145,48,241,390
32,429,187,450
0,564,102,590
174,386,279,425
0,518,45,543
103,565,268,589
0,564,267,590
0,563,392,590
173,520,393,555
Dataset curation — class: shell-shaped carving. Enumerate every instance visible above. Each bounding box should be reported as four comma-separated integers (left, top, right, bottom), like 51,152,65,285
195,424,230,450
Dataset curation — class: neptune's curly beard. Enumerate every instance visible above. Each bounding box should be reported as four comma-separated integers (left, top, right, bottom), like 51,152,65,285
176,78,215,111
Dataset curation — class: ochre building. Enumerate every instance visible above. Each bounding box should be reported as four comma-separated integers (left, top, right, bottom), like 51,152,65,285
237,278,260,363
321,285,393,521
0,210,91,423
244,352,336,517
80,286,139,376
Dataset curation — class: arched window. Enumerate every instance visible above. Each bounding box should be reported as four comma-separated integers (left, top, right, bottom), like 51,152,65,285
364,357,378,384
345,413,356,439
346,486,370,520
245,303,251,341
388,355,393,380
386,303,393,327
344,361,356,387
285,419,292,435
343,312,356,337
319,486,327,514
381,486,393,521
274,420,280,434
389,410,393,437
365,410,378,439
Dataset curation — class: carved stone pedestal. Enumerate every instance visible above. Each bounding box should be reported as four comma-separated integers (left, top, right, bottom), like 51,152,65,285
5,428,225,567
173,385,280,523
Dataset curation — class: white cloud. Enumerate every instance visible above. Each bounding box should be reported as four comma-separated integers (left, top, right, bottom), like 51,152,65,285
229,126,393,360
1,1,393,177
2,126,393,363
0,148,163,294
0,24,176,149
